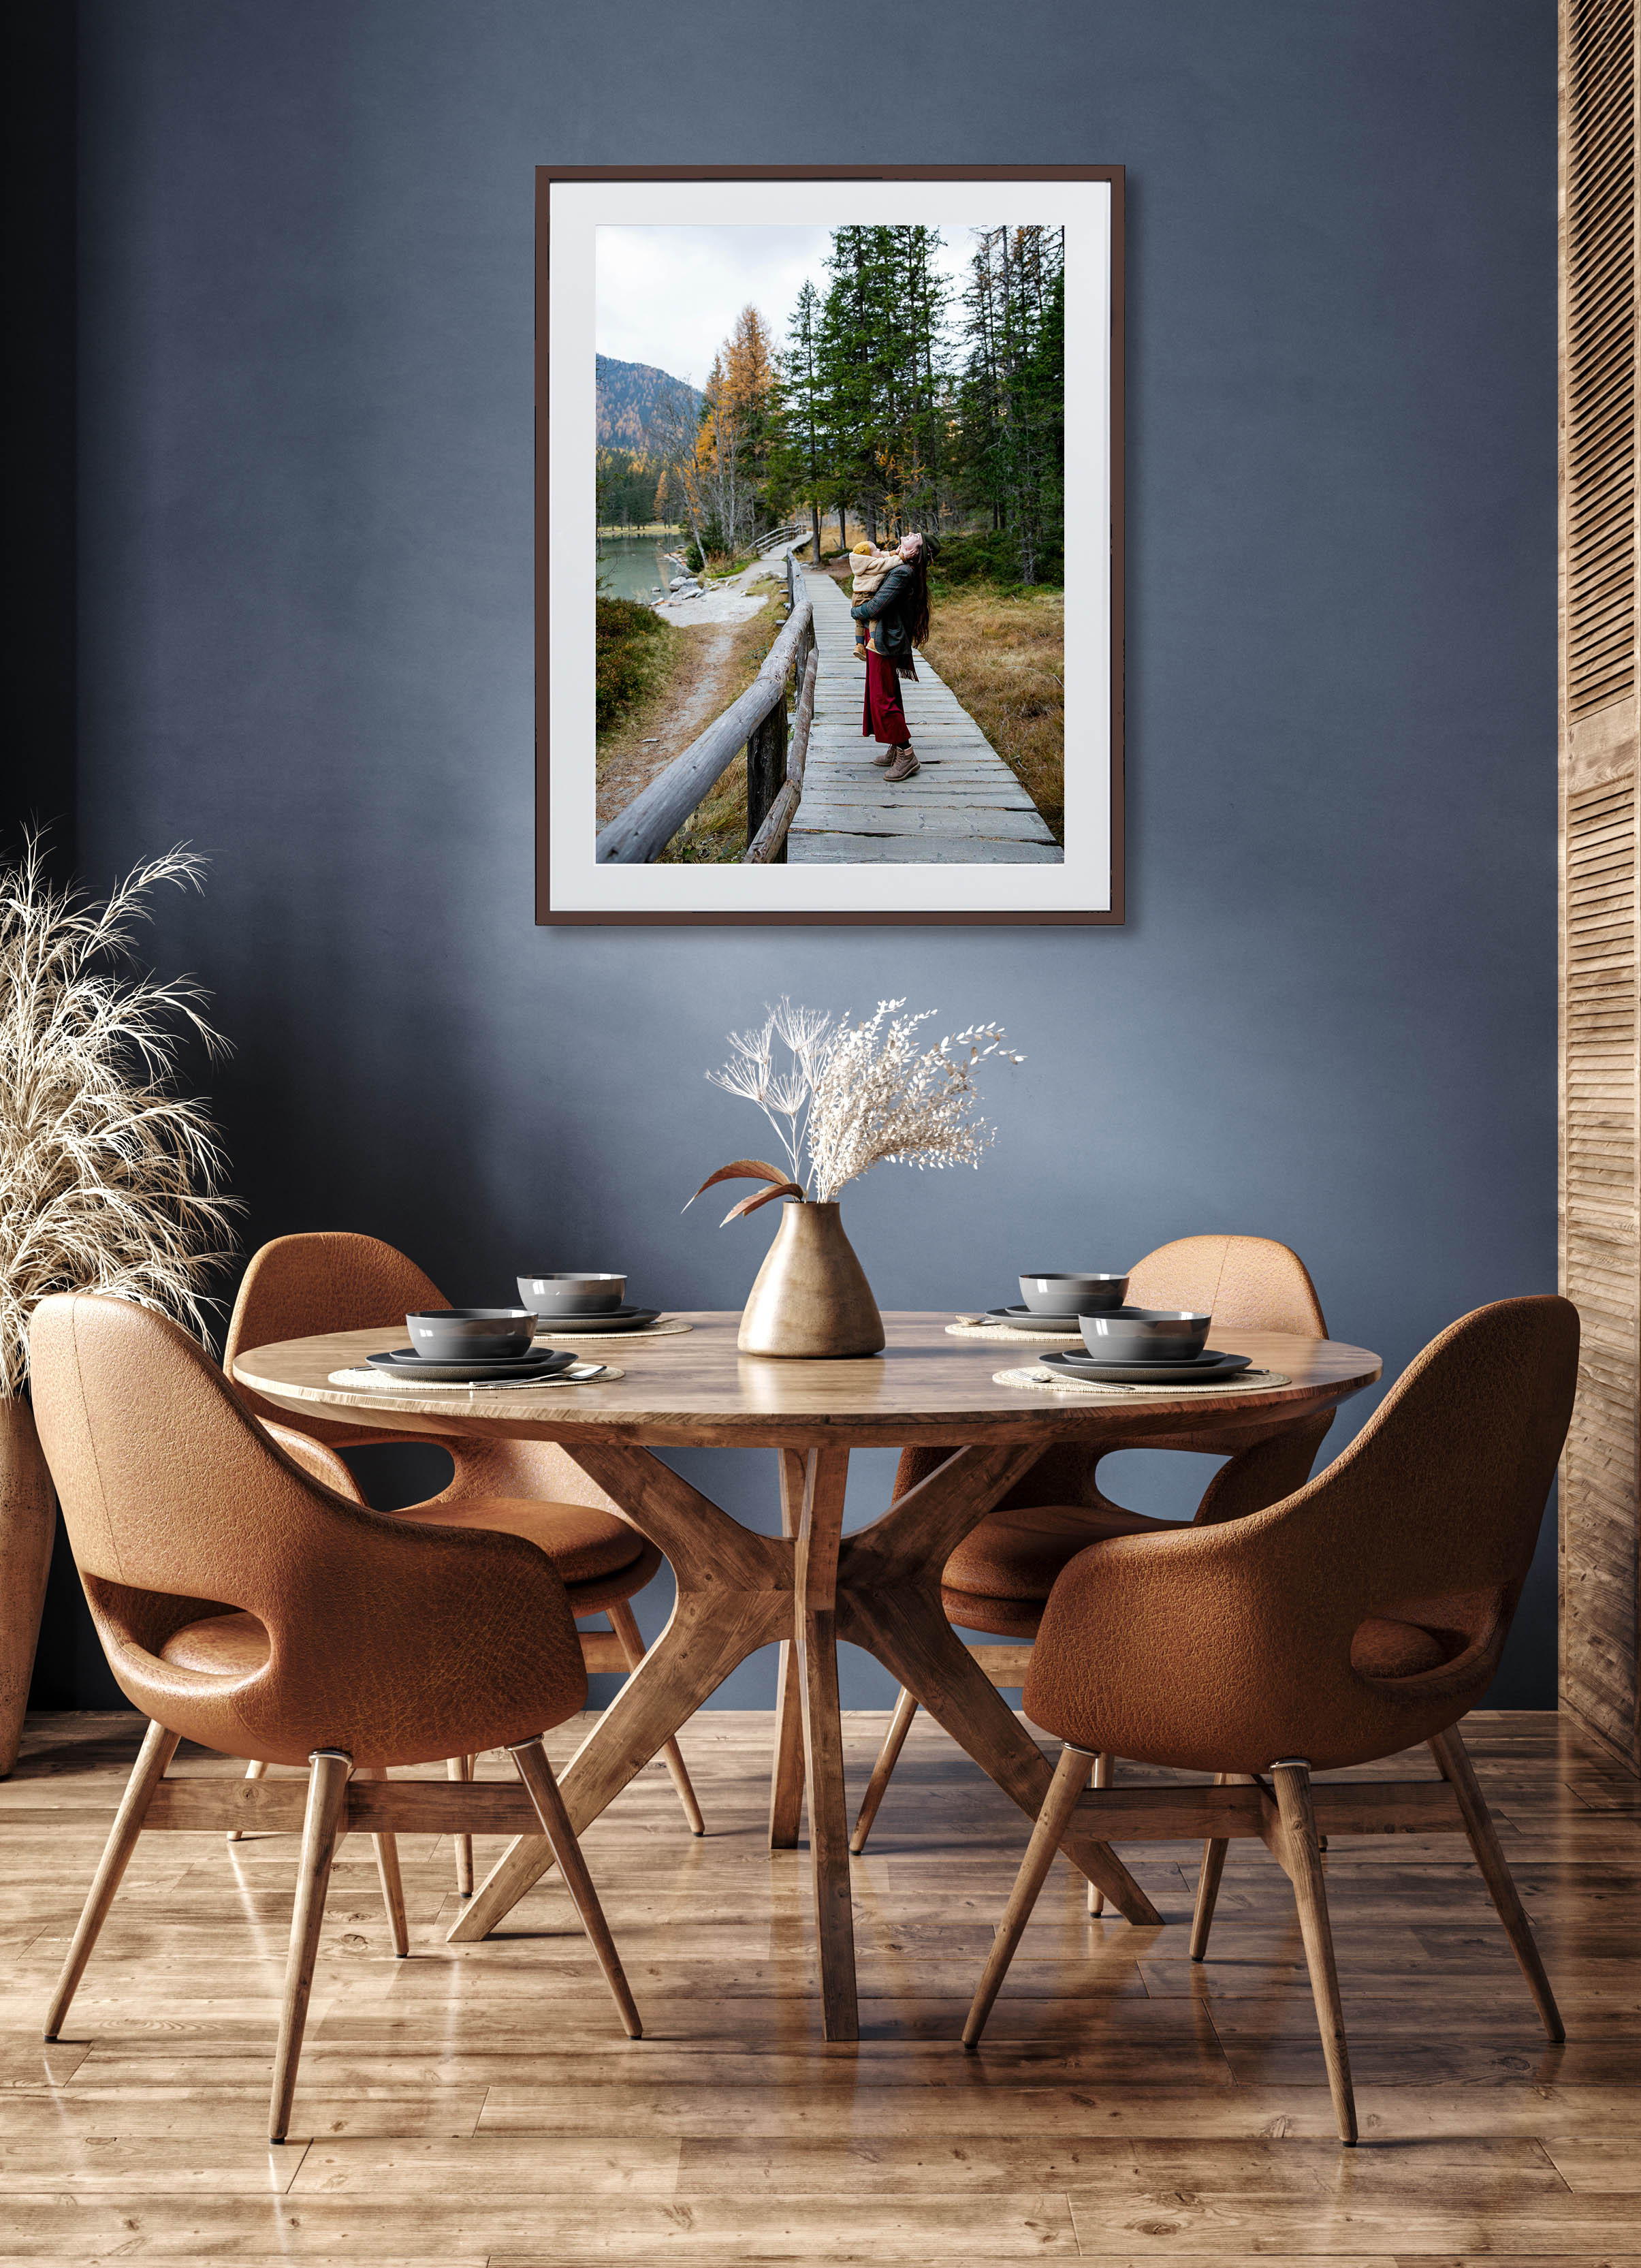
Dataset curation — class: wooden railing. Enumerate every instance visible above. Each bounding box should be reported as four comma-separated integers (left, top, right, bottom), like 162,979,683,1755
594,578,817,865
744,643,818,864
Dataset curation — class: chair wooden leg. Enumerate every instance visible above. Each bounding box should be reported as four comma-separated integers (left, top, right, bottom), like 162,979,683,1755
46,1719,180,2039
850,1686,918,1855
448,1754,474,1897
1191,1769,1254,1959
357,1768,409,1957
963,1743,1088,2050
509,1737,641,2039
1429,1721,1564,2043
269,1750,351,2143
607,1596,705,1836
1271,1759,1356,2145
1085,1752,1112,1915
227,1757,268,1844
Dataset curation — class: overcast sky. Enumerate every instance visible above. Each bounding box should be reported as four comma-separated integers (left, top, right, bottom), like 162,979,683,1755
595,225,985,389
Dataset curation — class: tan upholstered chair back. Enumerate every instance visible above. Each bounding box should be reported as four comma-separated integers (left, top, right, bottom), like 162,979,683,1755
895,1233,1331,1516
225,1231,447,1443
1026,1295,1580,1772
224,1231,622,1513
29,1293,586,1767
1126,1234,1327,1337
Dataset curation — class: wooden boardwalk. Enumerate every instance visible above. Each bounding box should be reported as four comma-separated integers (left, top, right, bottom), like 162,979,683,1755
787,569,1062,864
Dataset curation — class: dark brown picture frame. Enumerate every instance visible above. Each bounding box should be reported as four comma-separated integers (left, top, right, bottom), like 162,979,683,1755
537,164,1124,926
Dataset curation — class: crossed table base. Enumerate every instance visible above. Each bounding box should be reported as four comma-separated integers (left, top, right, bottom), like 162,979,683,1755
236,1315,1380,2041
445,1438,1159,2032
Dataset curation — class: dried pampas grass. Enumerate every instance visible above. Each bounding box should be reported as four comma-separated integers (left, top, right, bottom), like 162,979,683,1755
806,1001,1023,1203
690,996,1023,1217
0,832,240,1395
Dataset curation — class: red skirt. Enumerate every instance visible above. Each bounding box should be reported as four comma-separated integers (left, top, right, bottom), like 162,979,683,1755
862,650,910,744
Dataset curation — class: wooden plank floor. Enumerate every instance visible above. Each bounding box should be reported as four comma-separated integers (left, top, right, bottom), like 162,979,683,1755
1,1707,1636,2262
787,569,1063,864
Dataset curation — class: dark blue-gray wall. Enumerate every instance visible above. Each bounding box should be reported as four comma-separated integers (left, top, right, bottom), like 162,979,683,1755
33,0,1559,1709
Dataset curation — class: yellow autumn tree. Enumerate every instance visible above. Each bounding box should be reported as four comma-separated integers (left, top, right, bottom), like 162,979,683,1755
688,305,776,555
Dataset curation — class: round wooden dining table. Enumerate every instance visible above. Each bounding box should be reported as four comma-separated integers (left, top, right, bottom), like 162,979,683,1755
234,1312,1381,2039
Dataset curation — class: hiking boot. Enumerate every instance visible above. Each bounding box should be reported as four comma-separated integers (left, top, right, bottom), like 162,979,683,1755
870,745,896,766
883,746,921,783
853,641,867,662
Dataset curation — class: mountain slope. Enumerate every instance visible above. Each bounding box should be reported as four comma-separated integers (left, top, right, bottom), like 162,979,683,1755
596,354,701,457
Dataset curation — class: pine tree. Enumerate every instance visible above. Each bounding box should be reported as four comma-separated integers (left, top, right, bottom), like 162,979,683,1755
769,279,827,561
812,224,952,545
604,223,1062,580
955,225,1064,580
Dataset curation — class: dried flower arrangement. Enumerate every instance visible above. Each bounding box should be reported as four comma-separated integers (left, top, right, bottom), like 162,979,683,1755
0,834,241,1397
688,997,1023,1222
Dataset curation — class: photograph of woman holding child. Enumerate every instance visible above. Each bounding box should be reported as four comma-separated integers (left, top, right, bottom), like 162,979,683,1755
851,532,934,785
564,179,1115,919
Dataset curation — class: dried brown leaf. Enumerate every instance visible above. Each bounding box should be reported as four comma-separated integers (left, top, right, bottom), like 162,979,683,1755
683,1159,795,1211
719,1180,803,1225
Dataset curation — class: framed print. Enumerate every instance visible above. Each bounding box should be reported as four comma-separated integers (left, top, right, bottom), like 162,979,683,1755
537,165,1123,926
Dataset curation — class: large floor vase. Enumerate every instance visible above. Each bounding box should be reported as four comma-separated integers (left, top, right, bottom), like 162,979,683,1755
737,1201,885,1358
0,1396,57,1777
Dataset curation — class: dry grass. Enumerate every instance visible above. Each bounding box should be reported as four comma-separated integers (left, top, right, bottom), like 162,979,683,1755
595,619,718,829
658,595,784,862
921,584,1065,842
0,834,240,1392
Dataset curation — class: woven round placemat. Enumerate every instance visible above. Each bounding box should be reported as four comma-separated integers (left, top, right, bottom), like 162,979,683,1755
328,1363,625,1392
946,1320,1083,1345
994,1365,1290,1400
532,1319,692,1343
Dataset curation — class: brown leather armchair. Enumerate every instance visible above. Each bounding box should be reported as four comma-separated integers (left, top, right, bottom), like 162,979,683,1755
852,1236,1335,1859
962,1295,1578,2145
29,1293,641,2143
224,1232,703,1883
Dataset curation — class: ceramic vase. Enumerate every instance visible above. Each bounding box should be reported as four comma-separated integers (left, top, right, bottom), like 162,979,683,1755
737,1201,885,1358
0,1396,56,1778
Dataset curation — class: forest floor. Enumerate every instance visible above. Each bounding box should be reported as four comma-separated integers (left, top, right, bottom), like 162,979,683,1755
594,586,784,843
921,583,1066,843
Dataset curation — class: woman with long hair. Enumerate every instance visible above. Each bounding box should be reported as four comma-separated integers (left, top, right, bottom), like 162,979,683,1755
852,531,934,783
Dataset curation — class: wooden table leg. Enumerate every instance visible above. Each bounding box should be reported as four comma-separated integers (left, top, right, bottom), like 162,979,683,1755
448,1444,791,1945
794,1447,857,2040
842,1576,1160,1925
838,1443,1162,1930
767,1449,808,1849
450,1576,787,1942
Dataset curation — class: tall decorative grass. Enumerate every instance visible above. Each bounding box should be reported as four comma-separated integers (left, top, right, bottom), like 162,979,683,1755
0,834,240,1396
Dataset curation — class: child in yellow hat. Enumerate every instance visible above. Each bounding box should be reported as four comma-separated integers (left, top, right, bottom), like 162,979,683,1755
848,540,898,662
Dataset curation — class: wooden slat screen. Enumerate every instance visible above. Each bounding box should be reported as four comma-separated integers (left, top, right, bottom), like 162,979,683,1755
1566,0,1637,719
1561,0,1641,1773
1562,776,1640,1754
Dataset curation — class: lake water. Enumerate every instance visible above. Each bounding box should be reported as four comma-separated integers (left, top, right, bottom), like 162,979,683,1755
596,535,685,603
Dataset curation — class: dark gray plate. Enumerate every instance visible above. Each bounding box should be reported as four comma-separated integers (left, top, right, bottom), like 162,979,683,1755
1034,1349,1254,1386
531,1306,662,1334
987,1306,1083,1333
368,1347,577,1383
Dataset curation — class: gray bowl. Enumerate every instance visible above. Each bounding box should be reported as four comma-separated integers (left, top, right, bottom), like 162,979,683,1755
1079,1307,1211,1362
1019,1272,1128,1315
518,1272,626,1317
407,1308,538,1361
